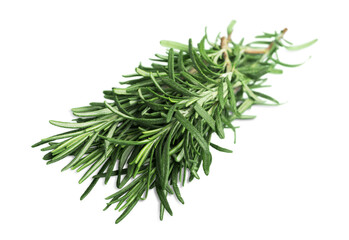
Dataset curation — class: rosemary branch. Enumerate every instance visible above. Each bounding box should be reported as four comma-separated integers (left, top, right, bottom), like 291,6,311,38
32,20,316,223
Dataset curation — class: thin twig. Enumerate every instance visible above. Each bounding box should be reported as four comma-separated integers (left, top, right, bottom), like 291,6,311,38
220,36,232,72
244,28,288,54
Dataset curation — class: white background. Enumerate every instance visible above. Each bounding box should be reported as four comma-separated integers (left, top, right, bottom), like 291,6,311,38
1,1,348,239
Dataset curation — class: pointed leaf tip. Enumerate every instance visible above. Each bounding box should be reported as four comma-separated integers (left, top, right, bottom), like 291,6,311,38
227,20,237,35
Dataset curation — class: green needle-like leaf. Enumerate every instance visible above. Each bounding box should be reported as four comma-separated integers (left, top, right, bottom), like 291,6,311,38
168,48,175,80
155,181,173,216
193,103,216,131
227,20,237,36
210,143,233,153
160,40,189,51
175,111,209,153
285,39,317,51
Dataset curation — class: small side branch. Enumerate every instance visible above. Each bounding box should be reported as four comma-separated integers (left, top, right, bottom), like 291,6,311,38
244,28,288,54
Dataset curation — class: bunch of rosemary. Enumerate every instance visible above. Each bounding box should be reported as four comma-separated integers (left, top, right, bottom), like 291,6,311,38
32,20,315,223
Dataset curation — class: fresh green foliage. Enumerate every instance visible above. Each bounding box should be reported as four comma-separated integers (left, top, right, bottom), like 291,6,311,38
32,21,315,223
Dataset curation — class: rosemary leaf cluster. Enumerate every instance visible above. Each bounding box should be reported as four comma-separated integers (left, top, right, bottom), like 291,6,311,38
32,21,315,223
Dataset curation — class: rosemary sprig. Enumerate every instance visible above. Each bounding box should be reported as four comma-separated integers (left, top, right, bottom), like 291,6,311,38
32,20,316,223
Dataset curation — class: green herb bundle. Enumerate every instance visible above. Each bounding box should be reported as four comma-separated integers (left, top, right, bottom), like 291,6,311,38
32,20,315,223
